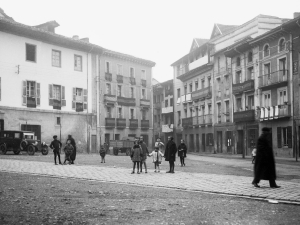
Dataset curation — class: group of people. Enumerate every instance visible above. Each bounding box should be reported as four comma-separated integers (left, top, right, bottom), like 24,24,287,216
130,136,188,174
50,135,77,165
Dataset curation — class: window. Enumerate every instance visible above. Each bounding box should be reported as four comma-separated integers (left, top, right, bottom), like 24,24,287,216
263,44,270,57
247,95,254,110
22,81,40,107
106,83,111,95
72,87,87,111
141,70,146,79
184,86,187,95
117,85,122,97
130,108,135,119
106,107,112,118
53,85,61,100
118,107,122,118
206,133,214,146
26,43,36,62
130,87,134,98
208,105,212,114
247,67,254,80
217,57,220,71
278,38,285,52
201,79,205,89
165,99,168,107
178,111,181,125
142,89,146,99
208,77,211,87
74,55,82,71
263,91,271,107
142,110,147,120
177,88,181,98
106,61,110,73
278,88,287,105
184,109,187,118
217,103,221,117
216,78,221,90
236,98,242,111
279,58,287,76
117,64,123,75
130,67,135,78
236,71,242,84
56,117,61,125
248,51,253,63
236,57,241,67
224,75,229,84
277,126,292,148
154,115,157,123
170,98,173,107
52,50,61,67
195,81,198,90
189,83,192,93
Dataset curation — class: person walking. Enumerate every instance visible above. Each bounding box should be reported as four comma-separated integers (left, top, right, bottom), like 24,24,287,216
63,140,74,165
164,136,177,173
50,135,62,165
148,147,164,172
66,135,76,164
131,140,143,174
178,139,187,166
139,136,149,173
100,145,106,163
252,127,280,188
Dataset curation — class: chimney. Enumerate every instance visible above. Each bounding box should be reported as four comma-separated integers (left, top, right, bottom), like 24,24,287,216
72,35,79,40
294,12,300,18
80,37,89,43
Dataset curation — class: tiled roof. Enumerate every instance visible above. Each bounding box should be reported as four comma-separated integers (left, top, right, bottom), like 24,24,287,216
216,24,238,35
194,38,209,47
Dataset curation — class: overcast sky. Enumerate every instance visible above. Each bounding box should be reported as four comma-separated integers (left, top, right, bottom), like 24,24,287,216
1,0,298,82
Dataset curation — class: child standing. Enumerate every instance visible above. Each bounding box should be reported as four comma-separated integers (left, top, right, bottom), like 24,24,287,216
155,138,165,154
148,147,164,172
63,140,74,165
252,148,257,164
100,145,106,163
131,141,143,174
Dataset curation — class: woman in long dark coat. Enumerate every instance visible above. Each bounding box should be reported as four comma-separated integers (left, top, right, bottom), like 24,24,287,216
164,136,177,173
252,127,280,188
67,135,76,164
178,139,187,166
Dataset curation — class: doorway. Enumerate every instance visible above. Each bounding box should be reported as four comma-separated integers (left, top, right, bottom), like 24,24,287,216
196,134,200,152
217,131,222,153
91,135,97,153
0,119,4,131
189,134,194,152
237,130,244,154
105,133,110,146
226,131,232,153
202,133,206,152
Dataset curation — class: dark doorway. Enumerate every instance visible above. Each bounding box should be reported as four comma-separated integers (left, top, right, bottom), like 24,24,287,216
105,133,110,146
115,134,120,140
91,135,97,153
226,131,232,153
21,124,41,141
196,134,200,152
189,134,194,152
202,133,206,152
237,130,244,154
0,119,4,131
217,131,222,153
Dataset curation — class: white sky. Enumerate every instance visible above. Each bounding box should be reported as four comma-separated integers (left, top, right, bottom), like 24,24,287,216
1,0,298,82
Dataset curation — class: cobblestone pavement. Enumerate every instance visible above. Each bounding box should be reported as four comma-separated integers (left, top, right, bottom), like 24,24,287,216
1,159,300,205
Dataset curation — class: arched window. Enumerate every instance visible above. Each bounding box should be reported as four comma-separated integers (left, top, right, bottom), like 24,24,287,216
248,51,253,63
236,57,241,67
278,38,285,52
263,44,270,57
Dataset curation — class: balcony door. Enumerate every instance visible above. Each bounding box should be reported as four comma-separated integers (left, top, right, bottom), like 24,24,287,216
202,133,205,152
217,131,222,153
237,130,243,154
196,134,200,152
226,131,232,153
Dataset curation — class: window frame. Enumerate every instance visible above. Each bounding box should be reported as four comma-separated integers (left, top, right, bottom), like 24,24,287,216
278,37,286,53
277,87,287,105
52,49,61,67
117,64,123,75
262,90,271,107
74,54,82,71
263,43,270,58
25,43,37,63
130,67,135,78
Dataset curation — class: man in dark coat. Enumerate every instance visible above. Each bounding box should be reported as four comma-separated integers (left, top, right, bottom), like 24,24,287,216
164,136,177,173
66,135,76,164
252,127,280,188
50,135,62,165
139,136,149,173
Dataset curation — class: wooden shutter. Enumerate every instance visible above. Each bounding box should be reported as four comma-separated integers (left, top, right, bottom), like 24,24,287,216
72,88,76,110
83,89,87,110
22,81,27,105
61,86,66,106
36,82,40,106
287,126,292,148
277,127,282,148
49,84,53,106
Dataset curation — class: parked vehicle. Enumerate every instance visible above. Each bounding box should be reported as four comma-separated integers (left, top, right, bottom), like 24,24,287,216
110,137,135,156
0,130,48,155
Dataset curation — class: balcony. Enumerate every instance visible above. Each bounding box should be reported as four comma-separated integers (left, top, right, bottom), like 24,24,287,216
154,102,162,109
232,79,255,95
141,79,147,87
189,55,209,71
141,120,150,129
105,118,115,128
198,115,205,126
259,104,291,121
181,95,186,104
191,87,212,101
176,97,181,105
192,116,198,126
105,73,112,81
162,106,173,114
205,114,212,125
140,99,150,108
104,94,117,104
186,93,192,102
182,117,193,128
162,124,173,133
258,70,288,90
116,118,126,129
117,96,136,106
129,77,136,85
165,87,173,97
129,119,138,129
217,115,221,124
233,110,255,122
117,74,123,83
177,64,189,77
214,67,231,77
226,114,230,122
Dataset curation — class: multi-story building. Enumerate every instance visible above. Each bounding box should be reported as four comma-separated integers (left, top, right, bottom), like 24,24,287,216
98,50,155,148
153,79,174,144
0,13,103,152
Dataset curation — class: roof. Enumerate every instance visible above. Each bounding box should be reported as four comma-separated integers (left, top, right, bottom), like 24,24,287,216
0,8,14,21
34,20,60,29
190,38,209,52
210,24,238,39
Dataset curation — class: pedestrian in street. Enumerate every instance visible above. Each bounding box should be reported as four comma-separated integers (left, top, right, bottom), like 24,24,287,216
178,139,187,167
252,127,280,188
139,136,149,173
66,134,76,164
164,136,177,173
155,137,165,154
252,148,257,164
100,145,106,163
50,135,62,165
131,140,143,174
63,140,74,165
148,147,164,172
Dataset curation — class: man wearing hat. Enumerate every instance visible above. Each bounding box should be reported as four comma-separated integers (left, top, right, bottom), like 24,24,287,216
252,127,280,188
50,135,62,165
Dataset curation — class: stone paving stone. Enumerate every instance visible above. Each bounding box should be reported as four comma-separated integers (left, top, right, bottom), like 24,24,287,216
1,159,300,204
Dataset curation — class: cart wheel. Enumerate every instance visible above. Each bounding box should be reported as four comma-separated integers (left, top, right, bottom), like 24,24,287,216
13,148,21,155
0,143,7,154
126,149,131,156
41,147,48,155
27,145,35,155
